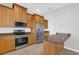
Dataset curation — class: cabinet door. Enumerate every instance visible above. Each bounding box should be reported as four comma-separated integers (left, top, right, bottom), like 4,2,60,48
0,35,15,54
9,9,14,27
43,41,51,55
43,20,48,28
5,8,10,27
10,35,15,50
36,17,41,23
34,15,43,24
0,6,3,27
14,5,19,21
2,7,6,27
28,34,36,45
0,6,13,27
14,5,26,22
5,35,15,52
23,12,27,23
2,7,9,27
5,35,11,52
0,37,6,54
44,32,49,40
22,9,28,23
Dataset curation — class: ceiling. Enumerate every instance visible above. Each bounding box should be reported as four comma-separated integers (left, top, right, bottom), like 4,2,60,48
1,3,70,16
18,3,70,15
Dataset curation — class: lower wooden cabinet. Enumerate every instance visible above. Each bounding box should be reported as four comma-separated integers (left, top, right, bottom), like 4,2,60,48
28,34,36,45
0,37,6,54
0,35,15,54
5,35,15,52
43,41,64,55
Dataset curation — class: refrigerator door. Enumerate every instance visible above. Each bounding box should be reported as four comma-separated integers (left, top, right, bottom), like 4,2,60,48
36,23,44,43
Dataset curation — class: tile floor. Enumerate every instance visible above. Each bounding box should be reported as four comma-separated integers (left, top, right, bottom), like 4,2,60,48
4,43,43,55
4,43,79,55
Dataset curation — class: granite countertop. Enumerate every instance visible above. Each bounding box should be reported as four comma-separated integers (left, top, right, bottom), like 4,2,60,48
45,33,71,44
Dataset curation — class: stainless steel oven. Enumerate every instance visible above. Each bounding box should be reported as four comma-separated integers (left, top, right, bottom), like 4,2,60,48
14,21,28,48
15,35,28,47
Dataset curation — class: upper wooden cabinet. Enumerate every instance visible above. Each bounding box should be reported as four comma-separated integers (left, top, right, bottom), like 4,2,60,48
0,5,3,27
0,5,14,27
3,7,14,27
31,14,48,28
27,15,35,28
13,4,27,23
33,14,44,24
25,13,32,28
0,4,28,27
43,19,48,28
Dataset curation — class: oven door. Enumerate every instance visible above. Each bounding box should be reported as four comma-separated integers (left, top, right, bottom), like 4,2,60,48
15,37,28,47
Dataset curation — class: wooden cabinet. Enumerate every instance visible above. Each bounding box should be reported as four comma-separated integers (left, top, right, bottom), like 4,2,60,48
28,34,36,44
5,35,15,52
34,14,44,24
9,9,14,27
0,6,3,27
43,41,51,55
44,31,49,40
27,15,35,28
0,35,15,54
0,4,29,54
5,8,14,27
13,4,27,23
27,15,36,44
0,4,28,27
43,19,48,28
27,13,32,27
22,9,27,22
43,41,64,55
28,14,45,44
0,5,14,27
3,7,9,27
0,36,6,54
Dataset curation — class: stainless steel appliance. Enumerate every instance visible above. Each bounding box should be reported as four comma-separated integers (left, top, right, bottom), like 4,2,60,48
15,22,26,28
14,30,28,47
14,21,28,49
36,23,44,43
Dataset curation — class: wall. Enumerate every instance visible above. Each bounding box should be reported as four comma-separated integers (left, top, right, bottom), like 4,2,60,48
46,3,79,51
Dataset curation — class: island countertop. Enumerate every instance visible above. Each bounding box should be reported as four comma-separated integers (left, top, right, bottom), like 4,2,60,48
44,33,71,44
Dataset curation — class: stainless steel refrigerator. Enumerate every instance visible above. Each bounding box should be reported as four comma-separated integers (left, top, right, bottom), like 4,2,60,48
36,23,44,43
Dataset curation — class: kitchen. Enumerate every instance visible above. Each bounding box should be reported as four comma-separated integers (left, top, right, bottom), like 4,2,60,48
0,3,49,54
0,3,79,55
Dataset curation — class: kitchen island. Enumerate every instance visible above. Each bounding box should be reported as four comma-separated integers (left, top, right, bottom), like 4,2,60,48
43,33,71,55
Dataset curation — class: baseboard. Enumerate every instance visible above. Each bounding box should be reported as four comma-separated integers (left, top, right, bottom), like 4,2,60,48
64,47,79,53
